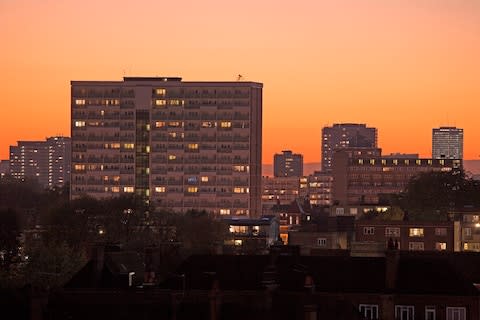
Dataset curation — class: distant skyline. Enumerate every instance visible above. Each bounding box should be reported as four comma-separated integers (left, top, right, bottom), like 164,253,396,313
1,0,480,162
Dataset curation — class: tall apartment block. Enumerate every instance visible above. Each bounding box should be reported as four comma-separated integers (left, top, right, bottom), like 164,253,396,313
321,123,377,173
432,127,463,160
273,150,303,177
9,137,71,189
71,77,262,217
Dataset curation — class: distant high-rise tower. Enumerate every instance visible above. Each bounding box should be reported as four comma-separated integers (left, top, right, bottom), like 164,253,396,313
9,137,71,188
432,127,463,160
273,150,303,177
71,77,262,217
321,123,377,173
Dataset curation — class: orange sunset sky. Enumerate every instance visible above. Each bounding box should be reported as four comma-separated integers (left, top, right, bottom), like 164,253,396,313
1,0,479,164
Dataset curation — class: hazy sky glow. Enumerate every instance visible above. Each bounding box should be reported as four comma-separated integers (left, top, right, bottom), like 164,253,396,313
1,0,479,163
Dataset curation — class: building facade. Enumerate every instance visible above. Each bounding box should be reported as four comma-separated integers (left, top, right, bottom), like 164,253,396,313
273,150,303,177
355,220,457,252
9,137,71,189
332,150,462,205
432,127,463,160
71,77,262,216
321,123,378,173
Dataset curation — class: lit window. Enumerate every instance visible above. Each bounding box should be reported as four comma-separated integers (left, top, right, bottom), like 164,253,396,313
74,121,86,127
404,159,410,165
358,159,364,164
229,226,247,234
123,186,134,193
155,99,166,106
188,143,198,150
369,159,375,165
155,121,166,128
187,187,198,193
155,88,166,96
169,121,181,127
201,176,209,182
123,143,134,149
435,242,447,250
168,155,176,160
113,176,120,182
220,209,231,215
111,186,120,193
155,186,166,193
416,159,421,165
169,99,182,106
409,228,424,237
233,165,248,172
75,99,86,105
202,121,215,128
234,187,248,193
74,164,85,171
220,121,231,128
393,159,398,165
381,159,387,165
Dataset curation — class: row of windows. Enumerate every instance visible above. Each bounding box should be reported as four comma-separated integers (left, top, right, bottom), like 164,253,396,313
363,227,448,237
359,304,465,320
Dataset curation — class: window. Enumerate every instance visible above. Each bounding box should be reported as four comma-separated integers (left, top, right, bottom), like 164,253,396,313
350,207,358,215
155,88,166,96
317,238,327,247
233,165,248,172
169,99,182,106
201,176,209,182
363,227,375,235
335,207,345,215
435,228,447,236
202,121,215,128
75,99,86,105
409,242,424,251
229,225,247,234
155,121,166,128
155,186,166,193
234,187,248,193
111,186,120,193
409,228,424,237
464,228,472,237
187,143,198,150
155,99,166,106
169,121,181,127
74,121,86,127
123,143,134,149
446,307,466,320
187,187,198,193
359,304,378,319
220,121,231,128
220,209,230,215
435,242,447,251
425,306,436,320
74,164,85,171
123,186,134,193
168,155,176,160
385,227,400,237
252,226,260,236
395,305,414,320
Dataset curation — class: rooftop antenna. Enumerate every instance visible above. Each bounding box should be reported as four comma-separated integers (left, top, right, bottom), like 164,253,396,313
237,74,243,81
